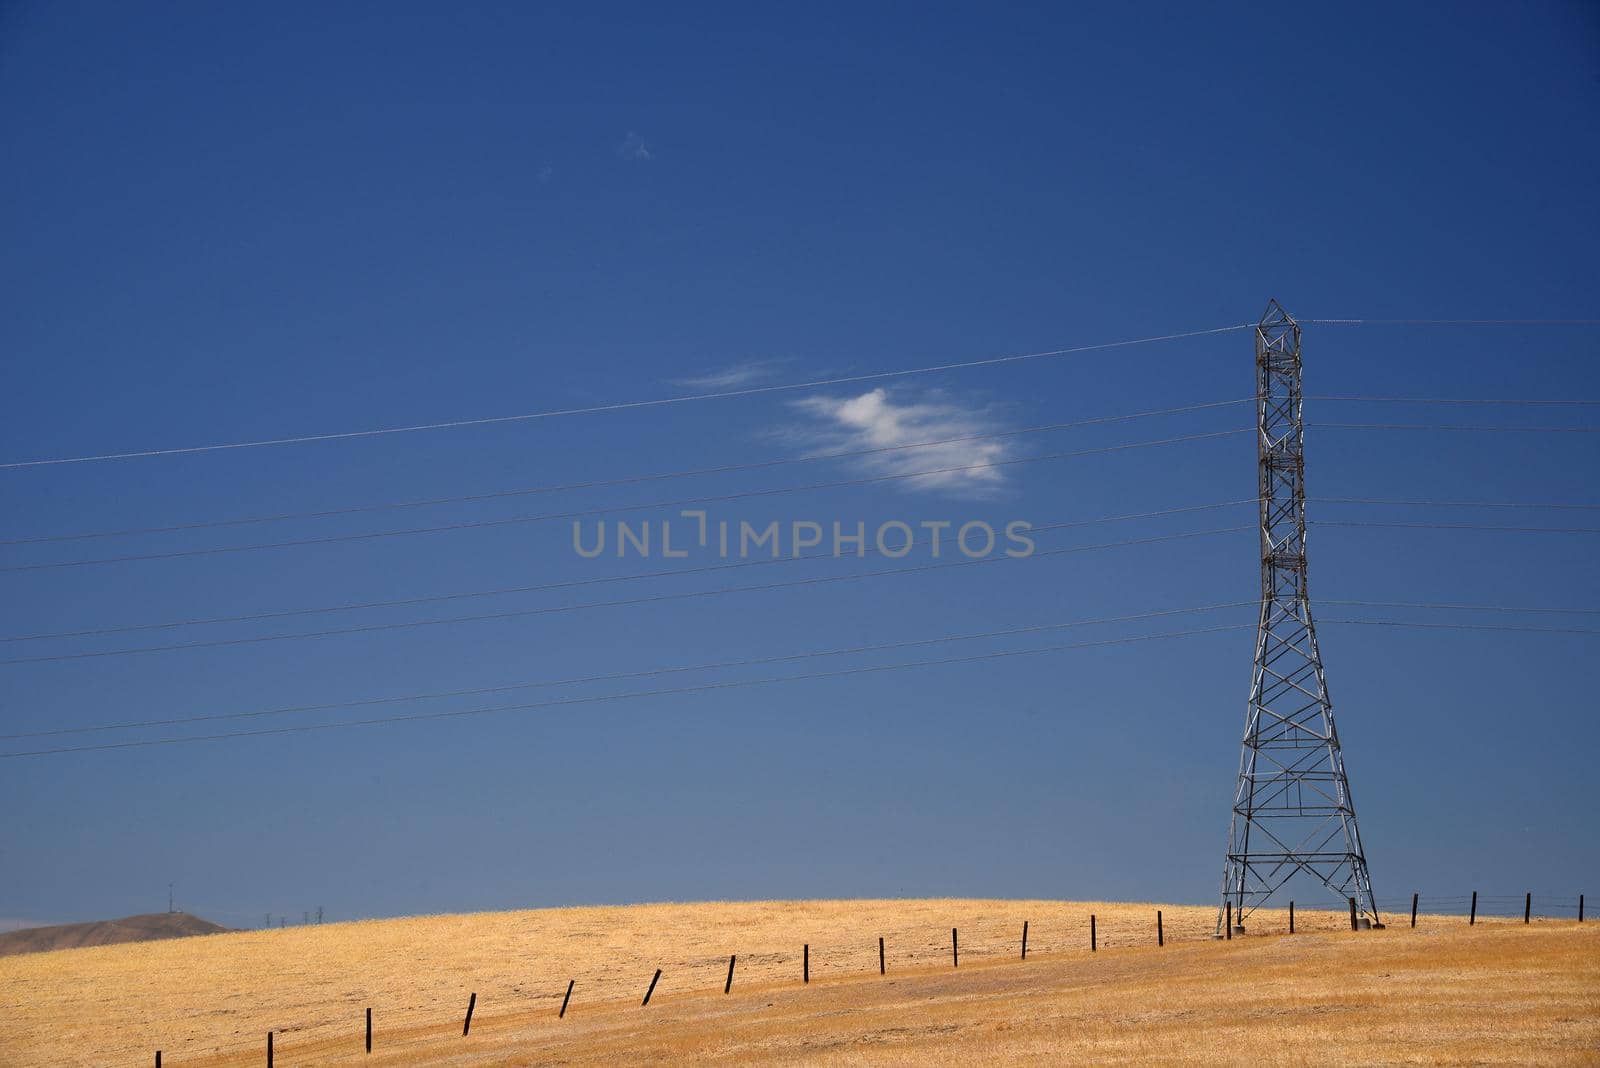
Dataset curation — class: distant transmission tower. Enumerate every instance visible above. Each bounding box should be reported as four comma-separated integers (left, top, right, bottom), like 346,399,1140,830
1217,300,1381,934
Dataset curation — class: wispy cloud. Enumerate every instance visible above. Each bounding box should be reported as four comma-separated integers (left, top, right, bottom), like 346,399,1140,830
618,131,652,161
786,388,1014,495
674,361,783,391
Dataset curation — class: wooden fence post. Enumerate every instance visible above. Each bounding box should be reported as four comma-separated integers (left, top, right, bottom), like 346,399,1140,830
879,936,885,975
1090,914,1097,952
1288,900,1294,934
156,1053,161,1068
267,1031,273,1068
1021,920,1029,959
1411,893,1418,929
560,979,574,1018
463,993,476,1036
725,955,736,994
1225,901,1232,940
1349,897,1358,931
366,1006,372,1053
952,927,958,968
642,969,661,1006
1525,892,1532,924
1157,910,1164,947
1470,891,1477,926
803,944,809,984
1580,894,1585,923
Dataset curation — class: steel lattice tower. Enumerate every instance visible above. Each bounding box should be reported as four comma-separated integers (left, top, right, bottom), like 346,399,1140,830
1217,300,1380,934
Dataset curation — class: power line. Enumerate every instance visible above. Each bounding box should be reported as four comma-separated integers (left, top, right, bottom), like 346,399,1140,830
9,516,1586,665
1312,518,1600,530
1306,395,1600,407
1321,600,1600,616
1312,422,1600,433
7,405,1589,551
0,325,1253,470
1312,497,1600,511
0,430,1251,573
0,501,1260,643
1,602,1258,739
5,505,1592,649
12,502,1587,585
8,613,1592,758
1322,619,1600,636
0,624,1258,758
10,599,1589,742
0,398,1255,546
0,526,1255,665
6,318,1592,471
1304,319,1600,325
7,418,1592,572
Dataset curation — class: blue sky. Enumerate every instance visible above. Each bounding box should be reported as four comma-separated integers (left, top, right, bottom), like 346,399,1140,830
1,2,1596,929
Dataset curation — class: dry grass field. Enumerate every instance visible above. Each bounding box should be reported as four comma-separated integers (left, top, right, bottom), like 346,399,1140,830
1,899,1595,1065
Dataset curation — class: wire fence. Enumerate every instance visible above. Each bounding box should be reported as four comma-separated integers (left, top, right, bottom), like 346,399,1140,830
1374,892,1587,921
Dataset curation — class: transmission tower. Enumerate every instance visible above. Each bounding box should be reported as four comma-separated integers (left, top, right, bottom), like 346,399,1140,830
1217,300,1380,934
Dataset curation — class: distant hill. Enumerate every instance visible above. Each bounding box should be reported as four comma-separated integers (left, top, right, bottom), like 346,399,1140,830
0,912,231,957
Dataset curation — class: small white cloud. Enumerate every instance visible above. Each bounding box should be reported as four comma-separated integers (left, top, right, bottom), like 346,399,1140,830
674,361,782,391
787,388,1013,495
618,131,652,161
